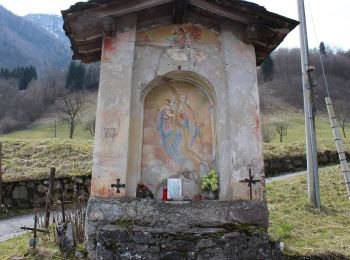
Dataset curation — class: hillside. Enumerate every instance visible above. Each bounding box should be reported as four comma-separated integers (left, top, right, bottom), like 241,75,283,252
259,48,350,114
0,5,71,73
24,14,69,47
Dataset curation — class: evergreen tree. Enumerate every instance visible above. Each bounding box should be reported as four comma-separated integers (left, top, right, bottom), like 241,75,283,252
0,66,37,90
261,54,274,81
18,66,38,90
65,61,86,90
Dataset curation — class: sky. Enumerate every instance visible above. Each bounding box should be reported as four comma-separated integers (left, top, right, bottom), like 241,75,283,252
0,0,349,50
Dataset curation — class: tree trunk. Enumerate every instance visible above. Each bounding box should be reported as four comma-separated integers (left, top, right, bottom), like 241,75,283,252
280,134,282,143
342,127,347,138
69,122,75,139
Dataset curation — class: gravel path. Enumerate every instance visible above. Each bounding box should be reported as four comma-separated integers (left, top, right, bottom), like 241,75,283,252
0,213,36,241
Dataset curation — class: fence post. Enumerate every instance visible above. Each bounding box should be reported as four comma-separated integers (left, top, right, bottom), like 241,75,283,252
54,120,57,138
44,167,56,228
0,142,3,205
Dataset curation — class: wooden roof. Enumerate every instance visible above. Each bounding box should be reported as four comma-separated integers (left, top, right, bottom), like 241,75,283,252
62,0,299,65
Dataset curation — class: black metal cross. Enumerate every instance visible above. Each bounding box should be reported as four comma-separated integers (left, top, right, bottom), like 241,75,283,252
56,193,72,223
111,178,125,194
21,215,49,248
240,169,261,200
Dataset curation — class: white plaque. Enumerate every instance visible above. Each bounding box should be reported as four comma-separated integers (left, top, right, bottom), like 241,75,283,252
167,178,183,201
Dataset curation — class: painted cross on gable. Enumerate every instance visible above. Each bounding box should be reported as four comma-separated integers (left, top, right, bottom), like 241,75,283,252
240,169,261,200
111,179,126,194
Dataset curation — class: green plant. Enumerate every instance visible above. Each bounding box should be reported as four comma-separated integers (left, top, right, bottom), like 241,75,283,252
201,169,219,192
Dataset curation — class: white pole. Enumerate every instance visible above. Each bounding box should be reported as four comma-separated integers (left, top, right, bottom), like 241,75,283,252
297,0,321,208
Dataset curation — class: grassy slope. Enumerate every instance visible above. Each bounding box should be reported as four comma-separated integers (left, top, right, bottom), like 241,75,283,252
267,165,350,257
0,139,93,182
0,232,60,259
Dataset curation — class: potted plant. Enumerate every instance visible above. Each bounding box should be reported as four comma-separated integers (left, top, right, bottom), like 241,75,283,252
201,169,219,200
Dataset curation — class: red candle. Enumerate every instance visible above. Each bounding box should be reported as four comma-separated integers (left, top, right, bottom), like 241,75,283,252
162,188,168,201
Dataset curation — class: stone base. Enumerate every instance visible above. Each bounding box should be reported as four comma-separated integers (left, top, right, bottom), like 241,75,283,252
85,198,280,259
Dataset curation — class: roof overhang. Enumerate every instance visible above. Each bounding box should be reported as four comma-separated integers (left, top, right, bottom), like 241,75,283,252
62,0,299,65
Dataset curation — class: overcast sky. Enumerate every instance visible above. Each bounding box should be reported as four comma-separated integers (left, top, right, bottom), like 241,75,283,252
0,0,349,50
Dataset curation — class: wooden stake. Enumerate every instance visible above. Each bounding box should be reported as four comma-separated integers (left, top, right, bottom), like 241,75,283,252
0,142,3,205
44,167,56,228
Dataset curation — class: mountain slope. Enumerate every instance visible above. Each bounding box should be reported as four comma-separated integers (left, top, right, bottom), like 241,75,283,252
24,14,69,46
0,5,71,74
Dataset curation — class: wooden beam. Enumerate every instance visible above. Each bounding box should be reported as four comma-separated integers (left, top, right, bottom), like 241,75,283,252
172,0,187,24
68,0,173,29
188,0,253,25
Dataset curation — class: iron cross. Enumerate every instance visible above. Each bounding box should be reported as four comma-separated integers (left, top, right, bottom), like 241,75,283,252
111,179,125,194
240,169,261,200
20,215,49,248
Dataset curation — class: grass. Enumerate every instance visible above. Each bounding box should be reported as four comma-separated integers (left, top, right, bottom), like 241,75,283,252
0,139,93,182
0,231,87,259
0,136,348,182
0,232,61,260
269,115,337,143
267,165,350,257
2,122,93,140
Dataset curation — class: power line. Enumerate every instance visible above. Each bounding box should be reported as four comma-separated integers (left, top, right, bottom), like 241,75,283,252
306,0,331,97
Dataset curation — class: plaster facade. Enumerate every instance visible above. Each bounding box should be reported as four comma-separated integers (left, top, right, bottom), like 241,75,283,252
91,16,264,201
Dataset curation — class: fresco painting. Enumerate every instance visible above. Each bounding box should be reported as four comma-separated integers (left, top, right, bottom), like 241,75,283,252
137,24,219,45
141,80,214,198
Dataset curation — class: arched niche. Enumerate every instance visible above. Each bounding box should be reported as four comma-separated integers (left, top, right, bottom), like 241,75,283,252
140,71,216,199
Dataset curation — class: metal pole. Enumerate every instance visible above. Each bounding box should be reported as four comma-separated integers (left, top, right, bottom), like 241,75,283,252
297,0,321,208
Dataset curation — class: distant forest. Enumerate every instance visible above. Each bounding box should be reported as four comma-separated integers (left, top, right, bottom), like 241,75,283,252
259,45,350,114
0,61,100,134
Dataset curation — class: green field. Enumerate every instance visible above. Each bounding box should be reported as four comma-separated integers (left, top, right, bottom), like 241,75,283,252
269,115,335,143
2,122,93,140
2,113,347,143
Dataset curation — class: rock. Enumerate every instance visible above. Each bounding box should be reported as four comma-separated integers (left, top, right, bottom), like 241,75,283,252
12,186,28,200
75,250,86,259
37,184,48,194
54,181,63,190
73,177,84,184
197,239,216,249
57,223,75,252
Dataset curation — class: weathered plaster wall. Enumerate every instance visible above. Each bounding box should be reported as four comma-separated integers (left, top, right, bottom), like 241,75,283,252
127,21,263,201
91,14,137,198
92,19,264,201
127,24,227,198
221,20,264,201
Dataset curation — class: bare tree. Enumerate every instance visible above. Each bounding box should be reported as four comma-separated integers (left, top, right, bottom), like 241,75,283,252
59,91,85,139
85,117,96,137
261,121,275,143
275,122,288,143
335,101,348,138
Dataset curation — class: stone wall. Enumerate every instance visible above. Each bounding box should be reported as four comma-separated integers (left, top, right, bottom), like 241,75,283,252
85,198,283,259
264,150,346,177
1,149,344,209
2,177,91,208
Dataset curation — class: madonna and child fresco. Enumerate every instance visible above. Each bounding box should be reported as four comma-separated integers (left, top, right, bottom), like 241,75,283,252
141,80,214,198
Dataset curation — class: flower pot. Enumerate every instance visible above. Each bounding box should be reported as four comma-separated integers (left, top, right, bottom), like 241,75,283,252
208,191,216,200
